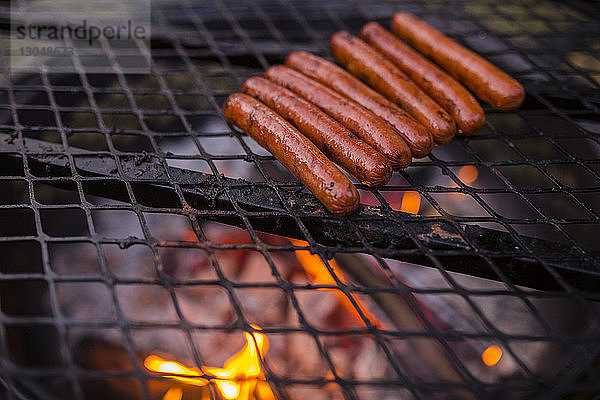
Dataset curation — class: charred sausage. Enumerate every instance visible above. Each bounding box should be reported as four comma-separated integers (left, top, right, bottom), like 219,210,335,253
285,51,434,157
242,76,392,186
391,12,525,111
222,93,359,215
329,31,456,145
360,22,485,135
265,65,412,170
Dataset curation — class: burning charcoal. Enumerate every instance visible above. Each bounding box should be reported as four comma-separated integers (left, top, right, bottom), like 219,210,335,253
117,284,180,323
218,250,279,283
286,384,345,400
145,328,275,400
74,336,162,400
235,287,290,327
176,285,235,326
56,282,116,321
294,290,352,330
145,213,196,241
266,331,347,394
158,246,214,281
352,338,389,381
105,243,157,279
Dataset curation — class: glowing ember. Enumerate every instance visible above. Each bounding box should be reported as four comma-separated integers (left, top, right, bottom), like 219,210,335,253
289,239,380,327
145,326,275,400
482,345,502,367
458,165,479,184
400,191,421,214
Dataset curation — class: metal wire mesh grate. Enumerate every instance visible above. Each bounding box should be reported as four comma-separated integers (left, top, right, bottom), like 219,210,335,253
0,0,599,399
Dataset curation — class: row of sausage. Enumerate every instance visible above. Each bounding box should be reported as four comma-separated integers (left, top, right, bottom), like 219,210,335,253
223,13,525,215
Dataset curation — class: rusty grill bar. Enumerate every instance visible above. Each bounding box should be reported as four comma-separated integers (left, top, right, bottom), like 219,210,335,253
0,0,599,399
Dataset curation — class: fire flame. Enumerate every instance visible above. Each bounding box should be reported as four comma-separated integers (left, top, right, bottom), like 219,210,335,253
400,191,421,214
163,387,184,400
290,239,380,327
481,345,502,367
145,326,275,400
458,165,478,185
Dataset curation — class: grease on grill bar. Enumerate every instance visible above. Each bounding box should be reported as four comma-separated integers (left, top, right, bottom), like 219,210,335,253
1,0,600,399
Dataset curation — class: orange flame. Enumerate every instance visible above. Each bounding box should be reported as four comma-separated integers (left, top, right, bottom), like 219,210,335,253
458,165,478,184
145,326,275,400
290,239,380,327
481,345,502,367
183,229,199,242
400,191,421,214
162,387,183,400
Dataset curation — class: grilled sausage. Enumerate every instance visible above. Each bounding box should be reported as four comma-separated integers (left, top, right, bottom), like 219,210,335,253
242,76,392,186
329,31,456,145
391,12,525,111
285,51,434,157
222,93,359,215
265,65,412,170
360,22,485,136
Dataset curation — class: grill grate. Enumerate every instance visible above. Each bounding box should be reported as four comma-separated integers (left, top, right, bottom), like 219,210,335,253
1,0,600,399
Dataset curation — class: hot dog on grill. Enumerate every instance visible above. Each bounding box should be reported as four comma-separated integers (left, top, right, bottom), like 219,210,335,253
329,31,456,145
391,12,525,111
222,93,359,215
285,51,434,158
265,65,412,170
360,22,485,135
242,76,392,186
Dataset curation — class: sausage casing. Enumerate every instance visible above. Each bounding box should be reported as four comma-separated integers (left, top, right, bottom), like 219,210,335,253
265,65,412,170
242,76,391,186
360,22,485,136
391,12,525,112
285,51,433,157
329,31,456,145
222,93,359,215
